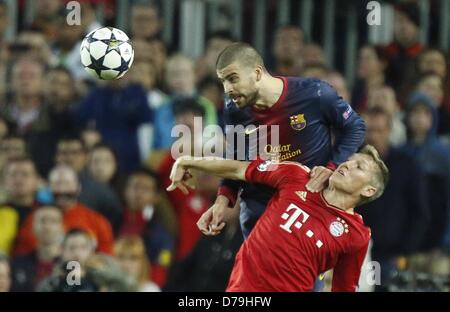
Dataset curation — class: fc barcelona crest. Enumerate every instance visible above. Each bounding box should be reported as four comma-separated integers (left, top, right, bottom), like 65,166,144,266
290,114,306,131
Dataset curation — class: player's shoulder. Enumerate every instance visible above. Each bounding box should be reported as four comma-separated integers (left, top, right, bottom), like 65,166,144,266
254,159,310,175
286,77,337,102
277,161,311,174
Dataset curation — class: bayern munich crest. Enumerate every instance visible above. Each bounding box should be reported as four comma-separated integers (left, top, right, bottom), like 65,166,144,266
329,217,349,237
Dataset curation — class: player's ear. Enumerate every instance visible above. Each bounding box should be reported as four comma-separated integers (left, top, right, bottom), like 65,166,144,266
361,185,377,199
255,66,263,81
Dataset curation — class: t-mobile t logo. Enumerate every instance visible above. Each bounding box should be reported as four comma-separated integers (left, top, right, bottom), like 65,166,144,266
280,203,310,233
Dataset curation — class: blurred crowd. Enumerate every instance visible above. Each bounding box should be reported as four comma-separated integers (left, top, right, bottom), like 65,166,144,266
0,0,449,292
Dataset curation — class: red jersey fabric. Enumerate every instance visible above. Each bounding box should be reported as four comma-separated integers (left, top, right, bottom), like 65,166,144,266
227,160,370,292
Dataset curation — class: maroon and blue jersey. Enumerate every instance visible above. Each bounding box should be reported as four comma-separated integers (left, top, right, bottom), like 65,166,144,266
219,77,366,238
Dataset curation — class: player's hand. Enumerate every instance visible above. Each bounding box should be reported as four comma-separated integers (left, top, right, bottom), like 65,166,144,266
166,157,196,194
197,195,228,236
306,166,333,193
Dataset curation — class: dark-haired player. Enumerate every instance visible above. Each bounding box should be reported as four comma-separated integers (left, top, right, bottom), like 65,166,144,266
200,42,366,240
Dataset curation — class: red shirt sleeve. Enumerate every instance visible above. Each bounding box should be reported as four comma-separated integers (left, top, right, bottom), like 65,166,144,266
245,160,310,190
331,242,369,292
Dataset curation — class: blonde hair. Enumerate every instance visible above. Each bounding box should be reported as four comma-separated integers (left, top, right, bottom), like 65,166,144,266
359,144,390,205
114,235,150,285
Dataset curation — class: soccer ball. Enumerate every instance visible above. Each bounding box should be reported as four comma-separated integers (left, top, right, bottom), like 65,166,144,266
80,27,134,80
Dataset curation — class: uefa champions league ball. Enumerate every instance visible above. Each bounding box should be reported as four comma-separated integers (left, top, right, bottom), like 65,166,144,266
80,27,134,80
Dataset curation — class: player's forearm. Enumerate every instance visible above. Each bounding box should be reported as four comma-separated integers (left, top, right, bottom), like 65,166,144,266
179,157,249,181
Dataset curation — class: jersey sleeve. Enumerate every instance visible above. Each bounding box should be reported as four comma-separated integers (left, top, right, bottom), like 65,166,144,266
245,160,309,190
331,241,369,292
217,99,245,207
318,81,366,166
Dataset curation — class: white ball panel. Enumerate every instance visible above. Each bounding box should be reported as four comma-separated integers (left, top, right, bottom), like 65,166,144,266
100,69,120,80
103,50,122,69
128,50,135,68
112,28,129,41
80,47,92,66
84,67,100,79
118,43,133,62
89,40,109,60
92,27,112,40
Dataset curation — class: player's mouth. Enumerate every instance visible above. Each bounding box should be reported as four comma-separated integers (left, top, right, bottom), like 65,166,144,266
231,95,242,103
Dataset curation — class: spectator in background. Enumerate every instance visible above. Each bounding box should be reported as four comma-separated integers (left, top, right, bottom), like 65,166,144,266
0,135,27,203
0,252,11,292
416,48,450,133
324,71,350,102
13,30,55,66
120,168,176,288
417,48,448,79
384,2,424,101
403,92,450,252
88,143,122,196
198,76,226,128
360,107,429,291
415,72,450,136
0,135,26,173
196,30,234,82
1,58,45,136
130,2,162,41
114,235,160,292
11,206,63,291
56,136,122,229
131,38,168,91
301,43,326,68
270,25,304,76
27,66,79,177
129,59,168,110
367,86,406,146
37,229,97,292
52,3,101,81
300,62,330,80
15,165,114,256
158,100,214,262
153,54,217,149
1,157,40,227
164,203,242,292
26,0,62,42
0,158,39,256
74,79,153,173
352,45,388,113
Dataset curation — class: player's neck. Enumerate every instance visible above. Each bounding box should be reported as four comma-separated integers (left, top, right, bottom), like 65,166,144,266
322,187,356,214
254,75,284,109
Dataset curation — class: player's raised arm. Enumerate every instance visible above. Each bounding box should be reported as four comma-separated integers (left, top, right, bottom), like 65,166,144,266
166,156,250,194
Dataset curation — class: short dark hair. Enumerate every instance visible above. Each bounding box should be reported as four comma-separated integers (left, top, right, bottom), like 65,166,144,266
216,42,265,70
126,167,160,189
415,71,443,88
63,228,94,247
47,65,74,80
173,97,205,118
2,156,37,176
58,134,86,152
364,106,393,129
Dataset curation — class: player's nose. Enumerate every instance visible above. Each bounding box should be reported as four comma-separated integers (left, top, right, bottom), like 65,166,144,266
223,81,233,94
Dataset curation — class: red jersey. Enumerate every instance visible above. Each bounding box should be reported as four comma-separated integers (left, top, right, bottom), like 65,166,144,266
227,160,370,292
